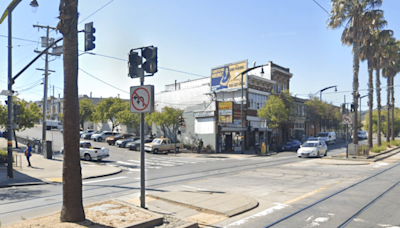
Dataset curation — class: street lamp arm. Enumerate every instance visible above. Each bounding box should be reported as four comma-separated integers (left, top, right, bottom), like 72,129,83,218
12,37,63,83
232,64,267,80
0,0,22,24
315,85,337,95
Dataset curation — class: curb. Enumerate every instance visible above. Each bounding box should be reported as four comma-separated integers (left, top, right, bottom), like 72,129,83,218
147,193,259,218
82,168,123,180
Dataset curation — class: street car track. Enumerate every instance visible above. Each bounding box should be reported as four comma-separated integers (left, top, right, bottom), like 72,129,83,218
264,162,400,227
0,156,298,213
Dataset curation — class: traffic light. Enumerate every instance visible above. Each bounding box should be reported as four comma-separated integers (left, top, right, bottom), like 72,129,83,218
13,104,21,123
142,47,158,74
341,103,346,114
179,116,184,126
128,51,143,78
350,104,355,112
84,22,96,51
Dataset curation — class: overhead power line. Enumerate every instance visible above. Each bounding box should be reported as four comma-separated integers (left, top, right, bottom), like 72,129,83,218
79,0,115,24
79,68,129,94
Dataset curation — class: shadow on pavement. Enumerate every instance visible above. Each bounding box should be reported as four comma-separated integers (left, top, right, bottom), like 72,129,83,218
0,166,46,188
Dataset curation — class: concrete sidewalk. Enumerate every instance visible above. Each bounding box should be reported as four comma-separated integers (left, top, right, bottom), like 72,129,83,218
0,138,122,188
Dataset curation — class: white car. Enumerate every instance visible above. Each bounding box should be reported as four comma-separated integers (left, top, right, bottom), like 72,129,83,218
358,131,367,140
297,139,328,158
91,131,115,142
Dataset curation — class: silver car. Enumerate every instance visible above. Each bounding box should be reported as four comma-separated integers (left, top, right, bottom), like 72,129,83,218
297,139,328,158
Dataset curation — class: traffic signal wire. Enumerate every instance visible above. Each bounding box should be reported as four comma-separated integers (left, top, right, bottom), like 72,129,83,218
78,68,129,94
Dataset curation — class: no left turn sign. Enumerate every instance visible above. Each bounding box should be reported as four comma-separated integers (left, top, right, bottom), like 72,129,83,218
130,85,154,113
342,114,353,125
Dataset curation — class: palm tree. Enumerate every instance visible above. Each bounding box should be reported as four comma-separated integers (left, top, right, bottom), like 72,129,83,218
328,0,382,145
382,40,400,142
371,29,393,146
359,10,386,148
57,0,85,222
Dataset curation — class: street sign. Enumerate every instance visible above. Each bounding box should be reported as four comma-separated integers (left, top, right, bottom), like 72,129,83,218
342,114,353,125
130,85,154,113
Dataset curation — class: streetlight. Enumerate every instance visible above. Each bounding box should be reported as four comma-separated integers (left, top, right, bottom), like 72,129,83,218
233,64,266,154
315,85,337,132
1,0,39,178
359,95,367,124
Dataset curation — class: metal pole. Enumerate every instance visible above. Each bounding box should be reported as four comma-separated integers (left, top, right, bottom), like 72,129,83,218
320,91,322,132
42,26,50,147
241,73,244,154
140,72,145,209
7,7,15,178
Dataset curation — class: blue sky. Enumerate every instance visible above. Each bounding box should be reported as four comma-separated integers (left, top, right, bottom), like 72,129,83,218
0,0,399,110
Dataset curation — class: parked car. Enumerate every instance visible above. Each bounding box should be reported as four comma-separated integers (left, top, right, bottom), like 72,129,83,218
80,129,96,136
46,120,63,130
106,133,134,145
297,139,328,158
357,130,367,140
127,138,153,151
309,132,336,145
115,136,138,148
145,137,183,154
81,131,98,139
91,131,116,142
60,141,109,161
280,139,302,151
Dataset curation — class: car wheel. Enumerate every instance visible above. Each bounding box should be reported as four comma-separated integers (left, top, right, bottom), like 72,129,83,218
324,150,327,156
98,137,102,142
153,149,159,154
84,153,91,161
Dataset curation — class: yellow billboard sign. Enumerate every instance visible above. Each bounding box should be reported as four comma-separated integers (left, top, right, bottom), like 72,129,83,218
211,60,247,92
218,101,233,123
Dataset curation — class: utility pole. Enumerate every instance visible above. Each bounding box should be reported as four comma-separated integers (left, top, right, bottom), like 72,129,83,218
33,24,57,148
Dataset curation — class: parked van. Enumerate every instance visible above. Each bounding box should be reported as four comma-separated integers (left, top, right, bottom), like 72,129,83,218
357,130,367,140
46,120,62,130
315,132,336,145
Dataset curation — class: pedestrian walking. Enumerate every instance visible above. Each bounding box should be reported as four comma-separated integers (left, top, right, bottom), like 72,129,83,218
197,139,202,153
25,143,32,167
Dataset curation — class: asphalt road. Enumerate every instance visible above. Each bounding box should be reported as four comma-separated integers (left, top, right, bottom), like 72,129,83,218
6,127,398,227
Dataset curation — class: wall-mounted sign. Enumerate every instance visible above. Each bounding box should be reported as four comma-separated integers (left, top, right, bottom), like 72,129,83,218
193,111,215,118
218,101,233,123
211,60,248,92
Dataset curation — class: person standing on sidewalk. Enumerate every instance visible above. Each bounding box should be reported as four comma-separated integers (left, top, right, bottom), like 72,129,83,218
25,143,32,167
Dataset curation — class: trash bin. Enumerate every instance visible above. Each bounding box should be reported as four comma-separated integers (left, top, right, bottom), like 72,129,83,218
43,140,53,159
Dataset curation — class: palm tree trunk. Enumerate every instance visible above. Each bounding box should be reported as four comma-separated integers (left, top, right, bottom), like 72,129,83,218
376,68,381,146
386,76,391,141
367,61,373,148
391,76,395,141
352,41,360,145
58,0,85,222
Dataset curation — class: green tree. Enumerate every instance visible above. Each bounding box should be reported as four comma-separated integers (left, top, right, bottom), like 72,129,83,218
79,98,95,129
328,0,382,144
57,0,85,222
359,11,387,147
92,97,127,132
258,94,289,145
116,102,141,133
58,113,64,122
304,96,324,136
365,108,400,137
145,106,183,140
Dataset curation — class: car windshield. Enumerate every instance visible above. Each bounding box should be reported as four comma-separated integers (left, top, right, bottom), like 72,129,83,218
133,139,141,143
302,142,318,147
285,140,295,145
152,139,162,144
317,133,328,137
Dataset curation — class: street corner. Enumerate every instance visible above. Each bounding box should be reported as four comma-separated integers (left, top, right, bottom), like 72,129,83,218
46,177,62,183
81,161,122,180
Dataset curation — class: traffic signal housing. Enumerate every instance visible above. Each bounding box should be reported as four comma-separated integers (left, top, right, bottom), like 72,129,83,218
13,104,21,123
84,22,96,51
142,47,158,74
128,51,143,78
179,116,184,126
350,104,355,113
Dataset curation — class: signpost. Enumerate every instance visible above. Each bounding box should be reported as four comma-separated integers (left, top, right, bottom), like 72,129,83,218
128,46,157,209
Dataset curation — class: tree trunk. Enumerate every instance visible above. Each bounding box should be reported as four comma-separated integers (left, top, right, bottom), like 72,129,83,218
367,61,373,148
58,0,85,222
386,76,391,141
352,41,360,145
391,76,395,141
376,68,381,146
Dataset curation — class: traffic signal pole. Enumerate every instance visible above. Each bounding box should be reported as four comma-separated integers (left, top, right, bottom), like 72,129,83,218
140,74,145,209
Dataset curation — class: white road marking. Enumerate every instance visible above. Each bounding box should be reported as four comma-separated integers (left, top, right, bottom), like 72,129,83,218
224,203,289,227
373,162,389,168
181,185,208,191
83,176,127,184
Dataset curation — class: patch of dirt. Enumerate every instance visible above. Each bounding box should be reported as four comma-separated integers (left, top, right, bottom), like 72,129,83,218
4,200,157,228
